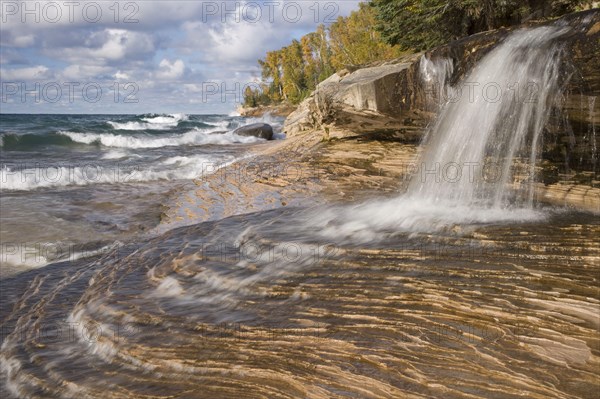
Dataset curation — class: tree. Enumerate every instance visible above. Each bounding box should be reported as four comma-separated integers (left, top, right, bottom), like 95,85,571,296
281,40,308,104
259,50,284,102
245,2,404,107
371,0,594,51
242,85,272,108
329,2,400,70
301,25,334,92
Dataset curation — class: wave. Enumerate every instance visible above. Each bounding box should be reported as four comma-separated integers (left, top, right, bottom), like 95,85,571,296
204,120,230,129
242,113,284,129
238,113,286,139
141,113,189,124
60,129,264,149
109,113,189,131
0,154,236,191
1,164,138,191
1,115,281,151
0,133,76,149
101,150,130,160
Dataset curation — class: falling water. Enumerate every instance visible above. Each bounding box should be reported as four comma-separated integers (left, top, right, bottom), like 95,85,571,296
588,96,597,174
303,25,574,240
411,25,570,209
419,55,454,111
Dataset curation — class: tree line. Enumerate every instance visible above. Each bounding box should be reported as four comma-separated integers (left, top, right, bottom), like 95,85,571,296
243,0,595,108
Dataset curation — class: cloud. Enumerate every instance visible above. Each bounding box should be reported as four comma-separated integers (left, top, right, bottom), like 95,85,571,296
207,20,276,64
0,48,30,65
156,59,186,80
13,34,35,47
0,65,51,80
61,65,112,80
0,0,362,113
114,71,129,80
58,29,156,66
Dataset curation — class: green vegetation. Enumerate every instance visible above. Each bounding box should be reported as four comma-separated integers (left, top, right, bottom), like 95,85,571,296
244,0,596,107
372,0,595,51
243,3,400,107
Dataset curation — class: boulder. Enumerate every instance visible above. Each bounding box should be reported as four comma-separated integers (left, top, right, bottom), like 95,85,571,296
233,123,274,140
284,53,429,142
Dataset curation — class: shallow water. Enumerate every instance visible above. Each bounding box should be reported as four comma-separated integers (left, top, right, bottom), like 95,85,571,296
0,113,283,276
1,206,598,398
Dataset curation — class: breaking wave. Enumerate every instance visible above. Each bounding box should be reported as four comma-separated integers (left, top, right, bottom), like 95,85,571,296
59,129,263,149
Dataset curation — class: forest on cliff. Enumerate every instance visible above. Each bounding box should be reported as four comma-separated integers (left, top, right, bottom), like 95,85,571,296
243,0,596,107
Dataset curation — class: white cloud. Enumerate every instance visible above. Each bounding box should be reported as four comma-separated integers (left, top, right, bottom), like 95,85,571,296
58,29,155,66
0,0,363,113
182,83,204,93
13,34,36,47
207,20,275,64
114,71,129,80
0,65,51,80
61,65,111,80
156,59,185,80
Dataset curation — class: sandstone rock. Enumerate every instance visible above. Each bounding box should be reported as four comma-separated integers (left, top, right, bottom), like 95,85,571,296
284,53,429,141
284,9,599,180
237,104,296,118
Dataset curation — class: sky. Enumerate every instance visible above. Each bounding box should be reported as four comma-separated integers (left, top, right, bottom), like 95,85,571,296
0,0,362,114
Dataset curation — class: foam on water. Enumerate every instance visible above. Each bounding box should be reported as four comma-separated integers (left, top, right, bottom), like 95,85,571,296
150,276,184,298
140,113,189,125
0,242,119,273
243,113,284,130
109,113,189,130
60,128,263,149
205,120,230,129
100,149,129,160
309,197,547,243
0,154,234,191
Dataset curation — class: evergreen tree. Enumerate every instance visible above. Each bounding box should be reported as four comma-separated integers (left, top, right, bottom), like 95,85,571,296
371,0,593,51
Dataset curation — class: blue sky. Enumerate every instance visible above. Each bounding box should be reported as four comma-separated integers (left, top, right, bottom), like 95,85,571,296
0,0,362,114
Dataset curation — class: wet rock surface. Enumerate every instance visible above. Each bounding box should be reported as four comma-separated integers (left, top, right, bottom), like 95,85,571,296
234,123,274,140
284,10,599,188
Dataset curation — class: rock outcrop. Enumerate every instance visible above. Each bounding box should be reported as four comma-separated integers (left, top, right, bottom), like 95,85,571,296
284,10,599,182
284,53,429,142
237,104,296,118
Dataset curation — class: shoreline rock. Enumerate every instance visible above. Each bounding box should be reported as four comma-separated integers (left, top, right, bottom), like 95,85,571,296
237,103,296,118
279,9,598,212
233,123,274,140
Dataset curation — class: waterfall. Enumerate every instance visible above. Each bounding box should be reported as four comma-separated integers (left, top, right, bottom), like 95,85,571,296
411,25,570,209
308,25,577,239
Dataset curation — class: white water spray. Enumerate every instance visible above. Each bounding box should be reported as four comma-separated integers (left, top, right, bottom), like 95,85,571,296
411,26,569,208
310,25,572,239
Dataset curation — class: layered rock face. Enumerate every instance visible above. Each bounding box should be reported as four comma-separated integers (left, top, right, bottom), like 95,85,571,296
284,54,428,142
284,10,599,182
